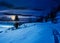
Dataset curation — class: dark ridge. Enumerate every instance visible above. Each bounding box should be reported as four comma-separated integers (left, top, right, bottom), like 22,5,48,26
14,7,28,10
3,13,34,16
32,8,44,11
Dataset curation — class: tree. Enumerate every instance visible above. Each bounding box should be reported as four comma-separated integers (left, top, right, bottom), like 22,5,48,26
14,15,19,29
46,5,60,23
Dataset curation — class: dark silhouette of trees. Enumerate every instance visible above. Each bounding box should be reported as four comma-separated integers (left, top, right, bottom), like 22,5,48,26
14,15,19,29
36,16,44,22
14,22,19,29
36,5,60,23
45,5,60,23
14,15,19,21
45,15,49,22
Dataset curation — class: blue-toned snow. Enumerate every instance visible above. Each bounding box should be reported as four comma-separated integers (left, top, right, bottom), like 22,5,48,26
0,0,60,43
0,22,60,43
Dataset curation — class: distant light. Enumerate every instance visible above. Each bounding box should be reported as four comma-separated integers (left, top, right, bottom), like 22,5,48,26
10,15,15,20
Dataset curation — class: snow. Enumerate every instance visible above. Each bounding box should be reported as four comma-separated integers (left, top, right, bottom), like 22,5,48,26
0,0,60,43
0,22,60,43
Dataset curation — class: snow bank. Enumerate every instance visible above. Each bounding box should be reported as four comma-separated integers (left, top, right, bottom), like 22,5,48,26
0,23,55,43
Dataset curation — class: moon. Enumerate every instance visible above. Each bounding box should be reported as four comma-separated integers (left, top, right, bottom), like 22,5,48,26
10,15,15,20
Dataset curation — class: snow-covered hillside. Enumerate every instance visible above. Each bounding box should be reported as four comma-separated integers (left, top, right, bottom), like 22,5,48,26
0,22,60,43
0,0,60,43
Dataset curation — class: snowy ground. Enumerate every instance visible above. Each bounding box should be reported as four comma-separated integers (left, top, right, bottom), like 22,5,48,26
0,22,60,43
